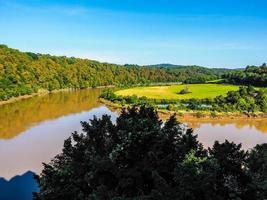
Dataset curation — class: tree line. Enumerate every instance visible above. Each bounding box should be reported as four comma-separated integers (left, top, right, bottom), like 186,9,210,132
224,63,267,87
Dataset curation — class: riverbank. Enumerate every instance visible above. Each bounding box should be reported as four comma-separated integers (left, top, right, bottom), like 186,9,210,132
0,86,114,106
100,98,267,120
0,90,48,106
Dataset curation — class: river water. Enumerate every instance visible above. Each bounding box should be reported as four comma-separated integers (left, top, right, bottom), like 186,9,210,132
1,88,267,181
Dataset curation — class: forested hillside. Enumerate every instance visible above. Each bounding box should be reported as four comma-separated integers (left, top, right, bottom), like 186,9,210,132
0,45,241,101
147,64,235,83
224,64,267,87
0,45,177,101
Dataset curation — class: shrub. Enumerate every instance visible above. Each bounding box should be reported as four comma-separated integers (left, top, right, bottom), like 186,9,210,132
179,86,191,94
167,104,175,111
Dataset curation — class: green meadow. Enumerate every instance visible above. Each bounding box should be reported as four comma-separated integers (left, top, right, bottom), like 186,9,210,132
115,84,240,100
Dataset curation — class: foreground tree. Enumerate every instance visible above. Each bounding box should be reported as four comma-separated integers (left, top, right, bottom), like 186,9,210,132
247,144,267,200
34,106,266,200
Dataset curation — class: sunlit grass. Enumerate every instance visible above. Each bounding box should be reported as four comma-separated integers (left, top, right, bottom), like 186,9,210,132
115,84,240,100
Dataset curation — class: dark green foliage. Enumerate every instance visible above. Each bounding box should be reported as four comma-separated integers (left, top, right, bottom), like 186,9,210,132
246,144,267,199
208,141,254,199
34,106,266,200
100,89,117,101
224,64,267,87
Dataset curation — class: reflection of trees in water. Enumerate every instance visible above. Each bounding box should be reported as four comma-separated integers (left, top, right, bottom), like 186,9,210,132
0,89,103,139
181,119,267,134
118,110,267,134
183,122,201,129
237,120,267,133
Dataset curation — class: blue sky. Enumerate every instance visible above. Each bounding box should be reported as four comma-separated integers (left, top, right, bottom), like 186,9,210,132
0,0,266,68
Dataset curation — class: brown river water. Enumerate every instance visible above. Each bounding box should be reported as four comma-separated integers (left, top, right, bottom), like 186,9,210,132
0,88,267,180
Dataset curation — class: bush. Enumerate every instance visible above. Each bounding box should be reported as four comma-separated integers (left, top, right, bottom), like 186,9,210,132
179,86,191,94
210,111,218,118
167,104,175,111
194,111,205,118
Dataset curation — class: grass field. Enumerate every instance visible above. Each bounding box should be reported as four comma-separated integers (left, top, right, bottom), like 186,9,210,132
115,84,239,100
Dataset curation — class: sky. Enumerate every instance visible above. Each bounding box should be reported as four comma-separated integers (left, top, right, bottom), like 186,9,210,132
0,0,267,68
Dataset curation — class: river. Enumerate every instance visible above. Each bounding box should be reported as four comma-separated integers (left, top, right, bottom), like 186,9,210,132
0,89,267,198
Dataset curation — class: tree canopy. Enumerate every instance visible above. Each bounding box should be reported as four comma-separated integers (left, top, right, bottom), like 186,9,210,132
34,106,267,200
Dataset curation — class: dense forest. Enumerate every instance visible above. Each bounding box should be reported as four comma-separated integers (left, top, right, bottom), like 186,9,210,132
34,106,267,200
0,45,234,101
147,64,235,83
224,64,267,87
0,45,177,101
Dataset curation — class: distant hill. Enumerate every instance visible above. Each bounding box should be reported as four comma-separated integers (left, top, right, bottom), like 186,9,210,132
146,64,237,84
147,63,237,74
0,171,38,200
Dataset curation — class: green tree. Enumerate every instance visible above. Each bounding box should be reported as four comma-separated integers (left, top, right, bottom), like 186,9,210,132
247,144,267,200
208,140,255,199
34,106,266,200
33,106,204,200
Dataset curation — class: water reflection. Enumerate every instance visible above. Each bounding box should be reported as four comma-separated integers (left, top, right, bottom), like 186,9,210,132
0,89,102,139
0,105,118,180
179,118,267,134
194,123,267,150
